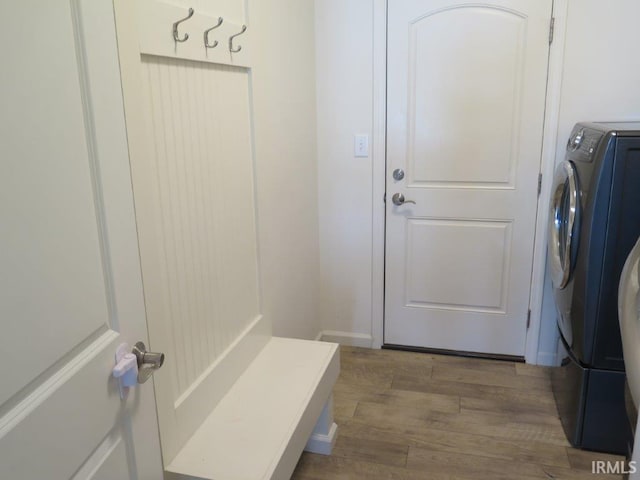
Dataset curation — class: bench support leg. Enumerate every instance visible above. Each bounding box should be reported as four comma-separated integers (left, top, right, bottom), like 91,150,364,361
304,395,337,455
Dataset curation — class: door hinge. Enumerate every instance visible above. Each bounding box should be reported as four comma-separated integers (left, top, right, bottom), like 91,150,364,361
549,17,555,44
383,192,386,203
537,173,542,197
526,309,531,329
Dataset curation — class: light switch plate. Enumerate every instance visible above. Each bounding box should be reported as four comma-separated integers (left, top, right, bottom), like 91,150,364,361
354,134,369,157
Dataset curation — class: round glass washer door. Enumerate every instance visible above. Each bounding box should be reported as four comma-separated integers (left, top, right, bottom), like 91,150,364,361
548,160,581,289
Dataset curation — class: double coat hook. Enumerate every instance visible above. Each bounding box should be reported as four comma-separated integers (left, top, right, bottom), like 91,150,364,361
204,17,224,48
229,25,247,53
173,7,194,43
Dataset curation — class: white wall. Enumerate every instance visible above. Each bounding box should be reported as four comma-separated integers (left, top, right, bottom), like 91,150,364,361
316,0,640,360
249,0,321,339
315,0,375,346
555,1,640,150
537,0,640,364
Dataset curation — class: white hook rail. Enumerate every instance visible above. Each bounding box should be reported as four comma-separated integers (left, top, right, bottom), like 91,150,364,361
137,0,252,68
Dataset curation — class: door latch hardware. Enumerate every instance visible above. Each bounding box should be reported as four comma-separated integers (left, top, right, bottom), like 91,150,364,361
392,193,416,206
132,342,165,384
113,342,165,399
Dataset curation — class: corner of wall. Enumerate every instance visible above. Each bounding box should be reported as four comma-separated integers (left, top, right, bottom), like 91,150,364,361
315,0,376,343
249,0,321,340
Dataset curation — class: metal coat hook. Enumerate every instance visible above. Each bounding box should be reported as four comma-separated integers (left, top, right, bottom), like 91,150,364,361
204,17,224,48
229,25,247,53
173,7,194,43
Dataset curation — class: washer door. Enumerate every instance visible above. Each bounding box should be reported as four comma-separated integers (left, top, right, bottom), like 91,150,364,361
548,160,581,289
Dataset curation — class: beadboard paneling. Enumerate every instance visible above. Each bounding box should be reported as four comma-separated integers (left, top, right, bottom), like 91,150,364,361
141,55,261,400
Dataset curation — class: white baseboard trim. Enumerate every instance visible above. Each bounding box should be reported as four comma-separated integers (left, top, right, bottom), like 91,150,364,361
536,351,558,367
318,330,373,348
304,422,338,456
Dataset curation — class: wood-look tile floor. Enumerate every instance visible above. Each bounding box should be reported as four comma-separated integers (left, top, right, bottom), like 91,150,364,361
292,346,625,480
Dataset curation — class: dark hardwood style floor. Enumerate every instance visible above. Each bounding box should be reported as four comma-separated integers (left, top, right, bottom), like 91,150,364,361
292,346,625,480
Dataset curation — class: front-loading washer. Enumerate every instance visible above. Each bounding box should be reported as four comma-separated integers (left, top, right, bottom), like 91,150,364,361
549,121,640,454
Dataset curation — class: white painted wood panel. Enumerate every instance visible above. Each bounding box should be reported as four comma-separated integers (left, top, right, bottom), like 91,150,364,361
76,433,132,480
117,0,265,464
385,0,552,356
136,0,252,68
408,7,524,187
0,0,162,477
405,219,512,311
0,2,109,407
142,56,260,397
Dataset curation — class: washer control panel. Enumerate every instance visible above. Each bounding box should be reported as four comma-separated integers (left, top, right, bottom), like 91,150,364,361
568,129,585,152
567,126,603,162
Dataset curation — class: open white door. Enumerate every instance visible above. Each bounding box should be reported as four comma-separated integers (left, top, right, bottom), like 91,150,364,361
0,1,163,478
384,0,552,356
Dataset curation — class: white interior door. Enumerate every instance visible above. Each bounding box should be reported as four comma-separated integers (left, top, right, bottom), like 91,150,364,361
384,0,552,356
0,1,163,478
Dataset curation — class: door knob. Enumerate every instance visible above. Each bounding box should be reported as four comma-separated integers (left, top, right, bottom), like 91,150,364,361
132,341,165,384
392,193,416,206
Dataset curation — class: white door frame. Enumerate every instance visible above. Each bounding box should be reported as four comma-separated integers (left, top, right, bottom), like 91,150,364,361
370,0,569,364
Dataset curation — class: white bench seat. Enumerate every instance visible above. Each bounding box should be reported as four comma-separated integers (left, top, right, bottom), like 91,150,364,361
164,337,340,480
